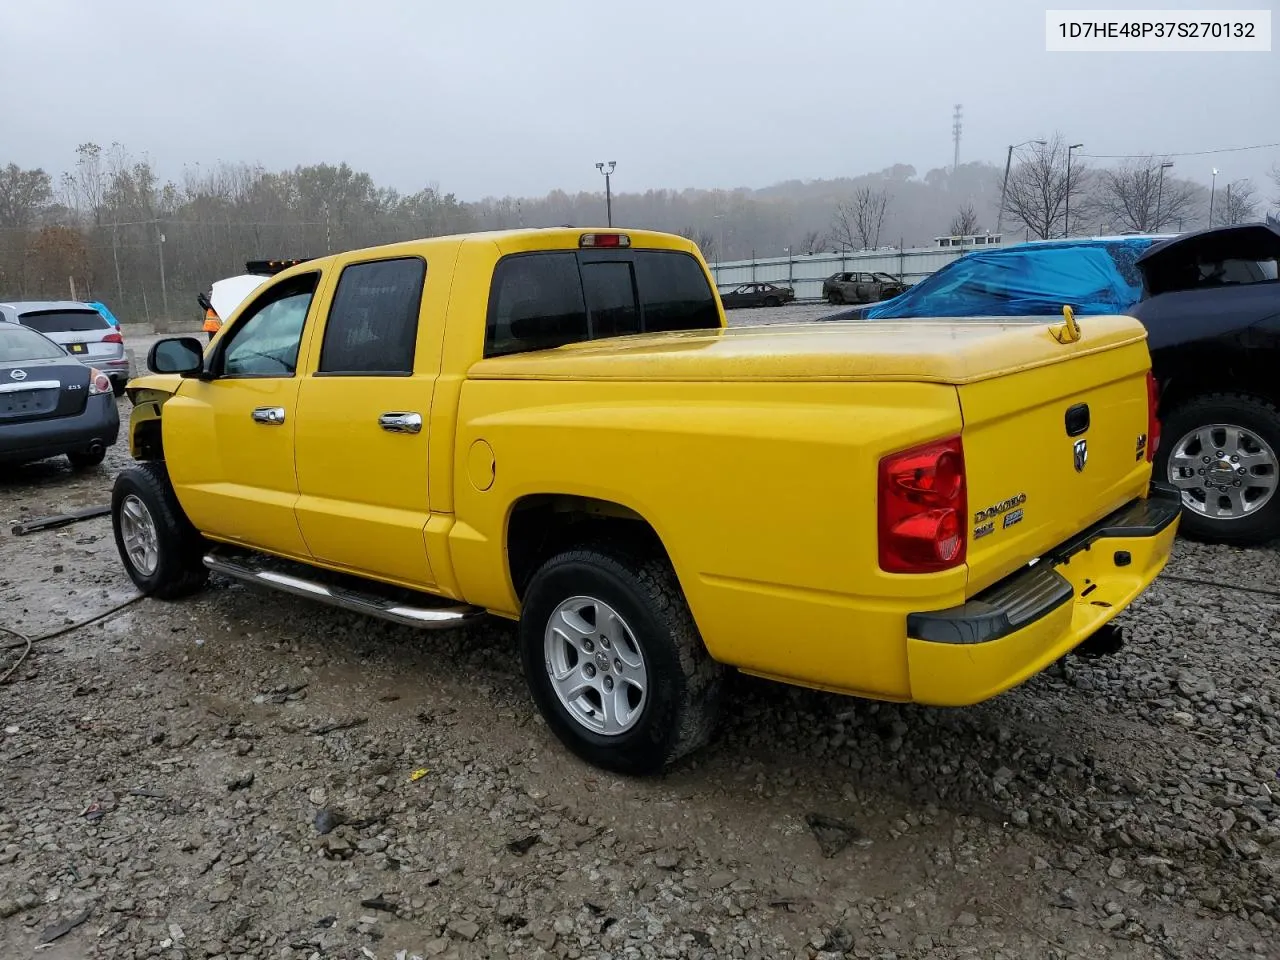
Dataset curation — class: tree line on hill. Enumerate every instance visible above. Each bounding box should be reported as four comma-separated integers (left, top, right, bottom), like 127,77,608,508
0,135,1274,320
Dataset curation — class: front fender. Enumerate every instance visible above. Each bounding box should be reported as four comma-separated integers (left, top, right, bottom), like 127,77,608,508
125,374,185,459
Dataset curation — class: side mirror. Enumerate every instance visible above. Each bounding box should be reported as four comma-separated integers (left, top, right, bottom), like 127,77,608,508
148,337,205,376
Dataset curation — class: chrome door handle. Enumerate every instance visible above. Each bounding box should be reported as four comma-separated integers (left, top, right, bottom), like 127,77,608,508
251,406,286,425
379,411,422,434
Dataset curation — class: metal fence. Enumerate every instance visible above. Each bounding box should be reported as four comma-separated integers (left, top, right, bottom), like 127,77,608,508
708,240,1010,302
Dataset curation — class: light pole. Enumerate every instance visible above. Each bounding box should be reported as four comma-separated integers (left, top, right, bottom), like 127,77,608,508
594,161,616,226
1208,168,1218,226
712,214,726,264
1064,143,1083,238
1154,161,1174,231
996,138,1046,235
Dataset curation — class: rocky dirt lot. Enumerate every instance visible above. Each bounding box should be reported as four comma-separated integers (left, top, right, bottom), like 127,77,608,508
2,378,1279,960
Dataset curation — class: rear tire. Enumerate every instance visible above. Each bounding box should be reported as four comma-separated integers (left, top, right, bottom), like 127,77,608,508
67,447,106,470
111,379,127,398
764,296,780,308
112,461,209,599
1155,392,1280,546
519,544,725,775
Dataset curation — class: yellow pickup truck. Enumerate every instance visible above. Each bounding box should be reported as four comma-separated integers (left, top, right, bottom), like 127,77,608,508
114,227,1179,774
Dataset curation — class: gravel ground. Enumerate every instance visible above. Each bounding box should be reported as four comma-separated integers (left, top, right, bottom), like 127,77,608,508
2,357,1279,960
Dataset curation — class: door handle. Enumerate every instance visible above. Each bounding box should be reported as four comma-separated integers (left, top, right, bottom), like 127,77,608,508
251,406,286,425
379,411,422,434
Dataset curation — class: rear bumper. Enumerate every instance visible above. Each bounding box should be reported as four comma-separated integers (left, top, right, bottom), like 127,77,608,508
905,485,1181,706
0,393,119,464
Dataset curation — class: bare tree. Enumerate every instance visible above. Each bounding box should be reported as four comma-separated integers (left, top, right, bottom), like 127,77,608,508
1093,158,1200,232
831,187,890,250
1003,134,1090,240
948,203,979,236
1216,179,1260,226
796,228,826,255
677,226,716,262
0,164,53,229
61,142,109,227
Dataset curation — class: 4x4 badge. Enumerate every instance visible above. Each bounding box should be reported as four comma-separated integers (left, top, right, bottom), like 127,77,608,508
1073,438,1088,473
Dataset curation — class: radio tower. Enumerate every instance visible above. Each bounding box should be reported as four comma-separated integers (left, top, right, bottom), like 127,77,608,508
952,104,963,172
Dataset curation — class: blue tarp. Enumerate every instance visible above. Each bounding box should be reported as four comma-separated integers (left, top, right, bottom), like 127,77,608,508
858,238,1158,319
86,300,119,326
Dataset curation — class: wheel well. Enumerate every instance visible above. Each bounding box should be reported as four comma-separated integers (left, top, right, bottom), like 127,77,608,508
1158,368,1280,417
506,495,667,599
133,418,164,461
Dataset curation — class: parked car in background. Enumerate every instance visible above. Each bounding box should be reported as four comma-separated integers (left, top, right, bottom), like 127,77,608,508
0,321,119,469
823,224,1280,546
0,300,131,395
822,271,906,305
719,282,795,309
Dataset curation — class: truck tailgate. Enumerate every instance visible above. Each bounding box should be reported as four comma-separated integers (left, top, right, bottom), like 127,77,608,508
959,337,1154,594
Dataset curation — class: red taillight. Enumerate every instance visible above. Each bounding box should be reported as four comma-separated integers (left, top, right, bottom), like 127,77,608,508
103,331,123,344
1145,371,1160,463
878,436,967,573
87,367,112,395
579,233,630,248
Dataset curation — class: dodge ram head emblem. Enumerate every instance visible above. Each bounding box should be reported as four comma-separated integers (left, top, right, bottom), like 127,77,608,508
1073,438,1088,473
9,369,26,381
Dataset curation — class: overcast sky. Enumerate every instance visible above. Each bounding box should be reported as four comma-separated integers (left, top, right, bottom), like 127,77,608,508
2,0,1276,200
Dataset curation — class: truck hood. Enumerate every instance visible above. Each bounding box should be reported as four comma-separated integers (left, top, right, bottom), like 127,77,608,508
469,316,1147,385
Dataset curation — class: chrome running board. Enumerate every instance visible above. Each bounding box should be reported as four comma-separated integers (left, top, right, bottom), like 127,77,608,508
203,553,485,630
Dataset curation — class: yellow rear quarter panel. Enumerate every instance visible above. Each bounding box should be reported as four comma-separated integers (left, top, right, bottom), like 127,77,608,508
450,378,967,701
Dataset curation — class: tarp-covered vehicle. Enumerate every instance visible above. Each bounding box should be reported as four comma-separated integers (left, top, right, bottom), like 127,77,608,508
825,225,1280,545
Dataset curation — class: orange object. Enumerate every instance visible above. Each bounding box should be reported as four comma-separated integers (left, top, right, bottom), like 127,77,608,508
202,308,221,334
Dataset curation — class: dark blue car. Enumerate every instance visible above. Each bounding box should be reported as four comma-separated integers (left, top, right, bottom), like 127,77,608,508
0,321,119,469
826,226,1280,546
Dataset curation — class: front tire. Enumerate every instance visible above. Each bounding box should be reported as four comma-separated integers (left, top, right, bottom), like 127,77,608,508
1156,392,1280,545
519,545,725,775
827,290,843,305
112,462,209,599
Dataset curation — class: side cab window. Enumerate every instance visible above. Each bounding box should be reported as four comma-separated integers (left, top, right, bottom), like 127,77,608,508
318,257,427,375
214,273,320,378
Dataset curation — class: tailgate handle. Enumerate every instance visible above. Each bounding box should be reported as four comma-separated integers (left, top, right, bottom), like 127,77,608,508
1065,403,1090,437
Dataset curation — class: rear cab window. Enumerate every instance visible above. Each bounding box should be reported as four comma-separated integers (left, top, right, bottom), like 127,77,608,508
18,310,109,333
485,247,719,357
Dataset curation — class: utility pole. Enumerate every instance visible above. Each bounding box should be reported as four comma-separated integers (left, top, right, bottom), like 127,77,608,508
1225,182,1232,225
595,161,616,226
1208,168,1218,226
951,105,963,172
1065,143,1084,238
997,138,1047,235
1155,161,1174,231
111,222,124,306
157,229,169,318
